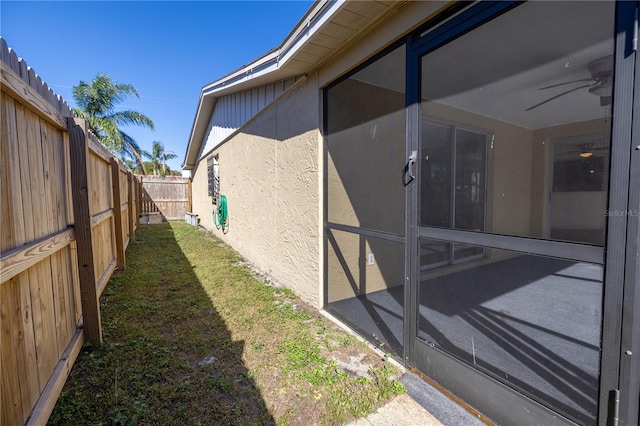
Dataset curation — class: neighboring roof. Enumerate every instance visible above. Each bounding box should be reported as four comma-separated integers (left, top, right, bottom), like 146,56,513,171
183,0,403,169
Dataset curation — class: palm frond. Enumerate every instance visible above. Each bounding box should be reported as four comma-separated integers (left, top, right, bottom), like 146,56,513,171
109,111,155,130
71,72,154,175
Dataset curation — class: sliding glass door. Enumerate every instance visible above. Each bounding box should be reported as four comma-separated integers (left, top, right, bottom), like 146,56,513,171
408,2,621,425
323,1,639,424
420,121,487,270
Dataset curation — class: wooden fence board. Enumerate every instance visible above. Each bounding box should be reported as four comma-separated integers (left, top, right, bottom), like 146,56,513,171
11,275,32,422
88,133,113,163
11,102,29,248
41,122,57,232
91,208,113,228
111,159,125,270
122,206,130,250
50,250,68,361
136,178,141,228
16,272,40,417
128,173,135,243
1,278,25,425
40,123,71,356
27,263,49,394
28,111,60,385
97,259,117,297
60,247,77,335
0,62,66,130
2,40,142,424
18,104,36,244
52,130,69,230
14,271,41,415
0,229,74,283
91,218,116,283
43,121,65,233
0,95,17,252
140,176,191,220
54,248,74,345
25,328,83,426
88,151,112,218
15,99,53,419
69,241,82,326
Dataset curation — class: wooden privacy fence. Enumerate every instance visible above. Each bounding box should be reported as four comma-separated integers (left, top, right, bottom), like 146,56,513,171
1,38,141,425
140,175,191,220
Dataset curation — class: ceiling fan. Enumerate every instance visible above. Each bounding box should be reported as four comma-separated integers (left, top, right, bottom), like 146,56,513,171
526,55,613,111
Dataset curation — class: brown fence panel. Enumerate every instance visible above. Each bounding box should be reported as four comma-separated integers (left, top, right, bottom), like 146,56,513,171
140,175,191,220
118,167,130,249
86,134,118,300
1,38,139,425
127,172,135,244
1,48,82,425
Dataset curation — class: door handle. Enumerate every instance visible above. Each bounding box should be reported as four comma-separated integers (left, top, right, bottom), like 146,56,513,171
404,150,418,186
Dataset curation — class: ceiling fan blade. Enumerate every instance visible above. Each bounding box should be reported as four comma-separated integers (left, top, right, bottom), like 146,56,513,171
538,78,594,90
525,82,598,111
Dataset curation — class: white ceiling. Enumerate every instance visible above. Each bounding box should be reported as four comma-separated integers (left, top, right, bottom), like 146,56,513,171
353,1,616,131
422,1,615,131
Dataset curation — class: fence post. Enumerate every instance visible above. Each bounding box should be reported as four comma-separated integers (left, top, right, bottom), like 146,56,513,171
68,117,102,344
110,158,125,270
127,172,135,242
136,176,141,228
188,178,193,213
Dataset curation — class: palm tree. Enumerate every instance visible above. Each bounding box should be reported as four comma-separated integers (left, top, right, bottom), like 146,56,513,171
121,157,153,175
72,73,154,174
145,141,177,176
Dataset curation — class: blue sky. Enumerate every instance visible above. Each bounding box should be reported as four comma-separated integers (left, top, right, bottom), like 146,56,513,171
1,0,314,172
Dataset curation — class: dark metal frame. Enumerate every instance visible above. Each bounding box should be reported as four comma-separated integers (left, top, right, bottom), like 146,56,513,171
606,3,640,426
322,40,408,310
407,2,639,425
322,1,639,424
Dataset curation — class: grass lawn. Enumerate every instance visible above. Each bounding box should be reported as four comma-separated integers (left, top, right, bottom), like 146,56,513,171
48,222,404,426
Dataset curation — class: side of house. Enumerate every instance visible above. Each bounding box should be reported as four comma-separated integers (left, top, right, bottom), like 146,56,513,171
190,76,322,304
183,1,640,425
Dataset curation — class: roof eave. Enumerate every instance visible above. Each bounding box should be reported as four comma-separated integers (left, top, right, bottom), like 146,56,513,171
183,0,402,169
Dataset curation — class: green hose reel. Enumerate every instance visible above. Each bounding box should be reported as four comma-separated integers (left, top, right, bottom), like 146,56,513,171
214,195,229,232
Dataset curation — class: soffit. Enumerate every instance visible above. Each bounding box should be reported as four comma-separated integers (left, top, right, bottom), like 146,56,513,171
183,0,400,169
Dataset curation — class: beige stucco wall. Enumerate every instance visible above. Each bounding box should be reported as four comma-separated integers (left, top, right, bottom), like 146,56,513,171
192,75,322,307
327,229,404,303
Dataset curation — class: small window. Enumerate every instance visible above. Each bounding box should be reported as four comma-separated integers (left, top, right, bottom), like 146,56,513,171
207,155,220,204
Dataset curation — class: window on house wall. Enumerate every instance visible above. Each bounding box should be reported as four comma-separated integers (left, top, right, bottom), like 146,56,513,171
207,155,220,204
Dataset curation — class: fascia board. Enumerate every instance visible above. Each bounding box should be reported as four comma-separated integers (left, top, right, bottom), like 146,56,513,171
183,94,215,169
201,0,344,98
279,0,347,65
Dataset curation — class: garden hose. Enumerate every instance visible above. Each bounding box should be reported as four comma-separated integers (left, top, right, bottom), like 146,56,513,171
214,195,229,232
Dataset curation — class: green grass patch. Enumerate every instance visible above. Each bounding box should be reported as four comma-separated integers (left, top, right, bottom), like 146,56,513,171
48,222,404,426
